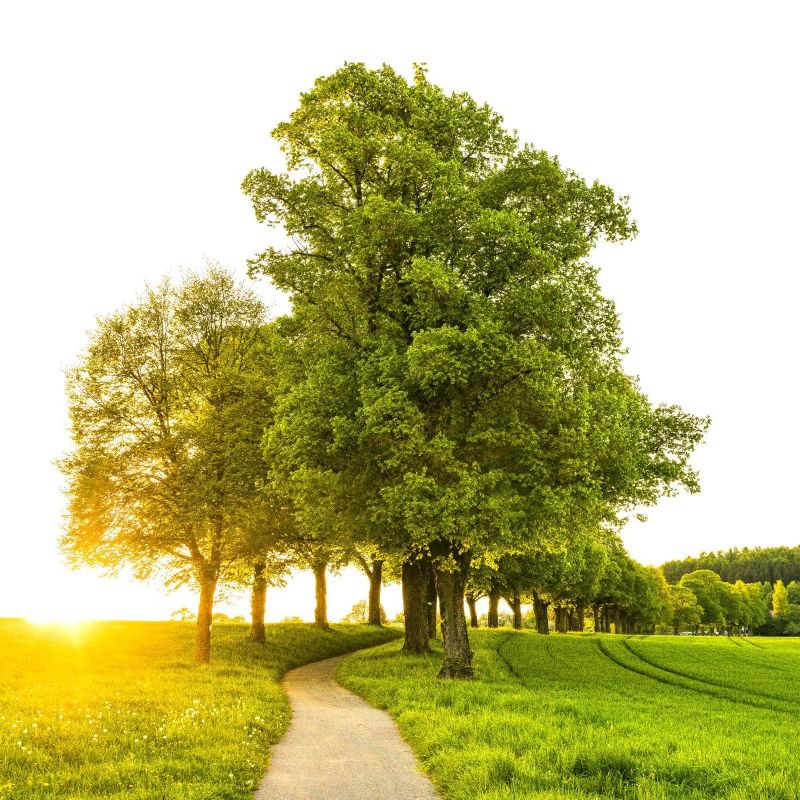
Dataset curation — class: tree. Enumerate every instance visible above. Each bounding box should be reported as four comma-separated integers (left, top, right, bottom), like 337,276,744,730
679,570,727,630
244,63,708,677
353,551,387,627
343,598,387,624
772,579,790,617
668,585,702,633
60,267,270,663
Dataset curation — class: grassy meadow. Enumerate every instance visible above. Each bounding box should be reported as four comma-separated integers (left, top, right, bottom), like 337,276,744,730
0,618,399,800
339,631,800,800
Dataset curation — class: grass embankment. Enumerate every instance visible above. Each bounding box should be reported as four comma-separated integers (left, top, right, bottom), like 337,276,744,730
339,631,800,800
0,618,399,800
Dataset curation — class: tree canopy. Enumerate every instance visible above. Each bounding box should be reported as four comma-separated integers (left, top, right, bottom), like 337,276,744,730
243,63,709,676
60,268,275,662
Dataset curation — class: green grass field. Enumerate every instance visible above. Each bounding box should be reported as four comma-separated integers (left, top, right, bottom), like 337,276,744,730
0,618,399,800
339,631,800,800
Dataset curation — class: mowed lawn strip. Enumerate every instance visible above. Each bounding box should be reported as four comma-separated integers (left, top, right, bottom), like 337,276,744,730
338,630,800,800
0,619,400,800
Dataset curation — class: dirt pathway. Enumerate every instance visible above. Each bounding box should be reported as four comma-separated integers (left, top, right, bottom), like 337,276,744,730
254,654,440,800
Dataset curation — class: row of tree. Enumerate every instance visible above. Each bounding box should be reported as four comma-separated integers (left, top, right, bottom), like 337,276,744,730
60,63,709,675
662,546,800,585
466,565,797,637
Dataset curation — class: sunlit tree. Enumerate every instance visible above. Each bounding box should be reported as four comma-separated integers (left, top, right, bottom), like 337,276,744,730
60,267,271,663
772,579,790,617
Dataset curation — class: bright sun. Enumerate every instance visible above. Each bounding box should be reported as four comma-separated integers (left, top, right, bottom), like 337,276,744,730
21,572,119,625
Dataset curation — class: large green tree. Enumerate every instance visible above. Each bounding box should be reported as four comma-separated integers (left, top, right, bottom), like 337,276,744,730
244,63,708,677
60,267,271,662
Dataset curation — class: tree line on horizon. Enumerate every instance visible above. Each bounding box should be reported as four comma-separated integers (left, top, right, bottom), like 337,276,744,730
59,63,710,675
662,545,800,585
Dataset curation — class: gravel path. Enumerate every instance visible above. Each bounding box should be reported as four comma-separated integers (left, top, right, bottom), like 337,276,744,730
254,654,440,800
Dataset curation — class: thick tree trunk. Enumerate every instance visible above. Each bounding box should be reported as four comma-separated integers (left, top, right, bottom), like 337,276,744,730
567,609,576,631
402,558,430,653
576,605,585,632
426,561,438,639
533,592,550,635
511,596,522,630
487,589,500,628
367,559,383,626
313,562,329,629
250,560,267,642
466,594,479,628
195,575,217,664
435,561,473,679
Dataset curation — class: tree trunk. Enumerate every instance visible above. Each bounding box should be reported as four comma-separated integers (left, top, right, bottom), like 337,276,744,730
487,589,500,628
435,560,473,679
195,575,217,664
250,560,267,643
533,592,550,635
426,560,438,639
576,605,585,632
466,594,479,628
313,562,329,629
593,604,601,632
511,596,522,630
402,558,430,653
367,558,383,626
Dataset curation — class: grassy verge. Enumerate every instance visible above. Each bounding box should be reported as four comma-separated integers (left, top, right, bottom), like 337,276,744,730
338,630,800,800
0,618,400,800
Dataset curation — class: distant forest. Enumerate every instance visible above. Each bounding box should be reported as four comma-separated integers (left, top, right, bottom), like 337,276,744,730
662,546,800,584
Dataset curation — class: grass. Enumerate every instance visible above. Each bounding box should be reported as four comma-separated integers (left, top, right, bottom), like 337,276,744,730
0,618,400,800
338,630,800,800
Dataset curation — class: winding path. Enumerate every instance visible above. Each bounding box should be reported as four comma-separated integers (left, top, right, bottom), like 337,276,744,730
254,654,440,800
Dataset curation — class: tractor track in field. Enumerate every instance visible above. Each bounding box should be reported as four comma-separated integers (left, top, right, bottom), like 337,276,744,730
496,633,526,683
595,639,794,715
620,640,800,709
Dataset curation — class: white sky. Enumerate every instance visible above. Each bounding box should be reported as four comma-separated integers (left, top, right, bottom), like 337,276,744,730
1,1,798,623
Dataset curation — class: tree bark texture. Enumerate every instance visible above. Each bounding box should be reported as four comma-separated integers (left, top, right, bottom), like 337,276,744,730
487,589,500,628
533,592,550,635
426,560,438,639
250,560,267,642
195,575,217,664
313,562,329,629
435,558,473,679
511,596,522,630
367,558,383,626
466,595,479,628
402,558,430,653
